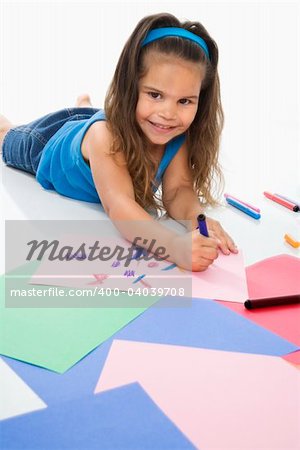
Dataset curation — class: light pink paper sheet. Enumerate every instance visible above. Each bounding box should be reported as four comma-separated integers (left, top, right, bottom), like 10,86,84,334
192,251,248,302
95,340,300,450
30,233,248,302
29,236,141,292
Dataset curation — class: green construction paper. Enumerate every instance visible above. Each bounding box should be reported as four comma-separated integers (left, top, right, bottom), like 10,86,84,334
0,262,158,373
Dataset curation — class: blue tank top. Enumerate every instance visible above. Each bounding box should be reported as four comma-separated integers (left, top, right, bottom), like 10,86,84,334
36,109,185,203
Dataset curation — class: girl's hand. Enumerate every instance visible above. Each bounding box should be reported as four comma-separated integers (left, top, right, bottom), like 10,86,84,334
169,231,219,272
205,217,238,255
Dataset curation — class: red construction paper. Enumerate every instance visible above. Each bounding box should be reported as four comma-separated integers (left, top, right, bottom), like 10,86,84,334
218,255,300,348
282,349,300,366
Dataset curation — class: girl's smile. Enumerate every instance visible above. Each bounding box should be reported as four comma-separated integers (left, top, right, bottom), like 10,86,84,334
147,119,177,134
136,51,205,146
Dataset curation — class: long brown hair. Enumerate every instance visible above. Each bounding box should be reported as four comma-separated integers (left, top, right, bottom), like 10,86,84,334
105,12,224,211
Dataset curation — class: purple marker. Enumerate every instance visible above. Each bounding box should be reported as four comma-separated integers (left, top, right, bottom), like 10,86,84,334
197,214,209,237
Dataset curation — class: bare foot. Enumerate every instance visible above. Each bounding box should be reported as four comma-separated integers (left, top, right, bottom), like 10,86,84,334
75,94,92,107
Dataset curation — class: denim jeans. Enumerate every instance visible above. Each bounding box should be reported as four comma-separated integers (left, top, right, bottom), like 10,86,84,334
2,107,100,175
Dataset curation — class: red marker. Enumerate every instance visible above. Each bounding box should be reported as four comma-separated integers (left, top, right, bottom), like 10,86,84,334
274,193,300,208
263,192,299,212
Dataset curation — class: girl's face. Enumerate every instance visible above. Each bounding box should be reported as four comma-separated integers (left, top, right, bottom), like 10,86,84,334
136,51,205,147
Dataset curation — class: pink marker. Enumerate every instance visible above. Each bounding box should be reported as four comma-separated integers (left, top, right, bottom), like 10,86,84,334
224,193,260,213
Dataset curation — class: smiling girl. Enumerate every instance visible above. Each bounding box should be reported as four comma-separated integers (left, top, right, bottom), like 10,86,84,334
1,13,238,271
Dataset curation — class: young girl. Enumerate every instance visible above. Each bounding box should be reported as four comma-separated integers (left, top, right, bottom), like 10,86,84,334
1,12,238,271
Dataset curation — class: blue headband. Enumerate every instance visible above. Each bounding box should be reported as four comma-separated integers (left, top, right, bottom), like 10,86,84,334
141,27,210,60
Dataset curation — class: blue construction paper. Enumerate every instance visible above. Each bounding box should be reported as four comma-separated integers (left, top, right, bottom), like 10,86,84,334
4,298,298,406
3,341,112,405
116,297,298,355
0,383,196,449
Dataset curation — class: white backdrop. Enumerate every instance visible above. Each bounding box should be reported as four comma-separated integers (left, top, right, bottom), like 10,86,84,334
1,1,299,194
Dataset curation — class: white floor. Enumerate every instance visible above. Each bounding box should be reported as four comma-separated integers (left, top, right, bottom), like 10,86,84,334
1,160,300,272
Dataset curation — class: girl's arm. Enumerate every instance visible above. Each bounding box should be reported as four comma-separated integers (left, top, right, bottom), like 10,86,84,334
85,122,219,271
162,142,238,255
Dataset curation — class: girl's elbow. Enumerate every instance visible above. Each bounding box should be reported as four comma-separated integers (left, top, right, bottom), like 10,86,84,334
102,194,136,220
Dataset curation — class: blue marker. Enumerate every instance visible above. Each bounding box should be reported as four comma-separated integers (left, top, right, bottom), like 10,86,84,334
161,263,177,271
133,274,146,284
226,197,261,220
197,214,209,237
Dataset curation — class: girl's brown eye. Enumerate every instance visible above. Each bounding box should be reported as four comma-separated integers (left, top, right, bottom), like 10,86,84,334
179,98,190,105
148,92,161,99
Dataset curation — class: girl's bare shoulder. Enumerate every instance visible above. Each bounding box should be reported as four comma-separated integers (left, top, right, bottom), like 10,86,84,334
81,120,135,211
81,120,125,165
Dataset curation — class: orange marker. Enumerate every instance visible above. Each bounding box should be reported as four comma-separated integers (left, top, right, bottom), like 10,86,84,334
284,234,300,248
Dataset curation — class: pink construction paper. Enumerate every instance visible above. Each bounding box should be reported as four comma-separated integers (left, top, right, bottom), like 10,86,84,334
31,233,248,302
218,254,300,347
135,249,248,302
192,251,248,302
95,340,300,450
30,235,140,292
